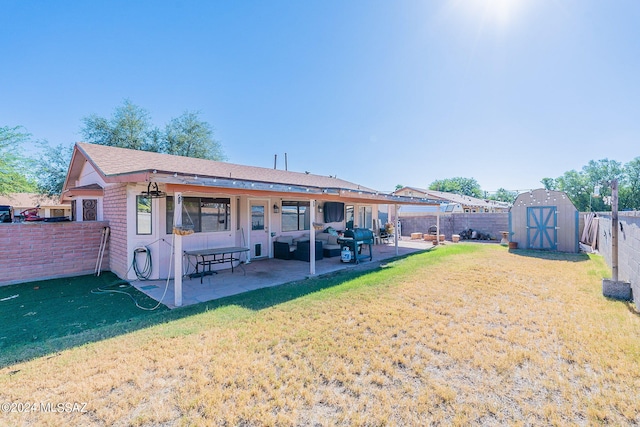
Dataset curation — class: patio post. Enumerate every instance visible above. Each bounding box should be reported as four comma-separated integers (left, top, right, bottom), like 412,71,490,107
174,192,183,307
394,203,399,256
310,199,316,275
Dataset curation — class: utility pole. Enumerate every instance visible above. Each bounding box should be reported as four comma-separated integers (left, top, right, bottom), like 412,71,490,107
611,179,619,281
602,178,630,300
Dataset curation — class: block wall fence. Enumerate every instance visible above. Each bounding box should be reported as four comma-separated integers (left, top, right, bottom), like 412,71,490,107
597,212,640,310
0,221,110,286
398,213,509,241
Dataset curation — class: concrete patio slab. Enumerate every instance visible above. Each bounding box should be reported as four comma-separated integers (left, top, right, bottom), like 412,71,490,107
131,239,440,308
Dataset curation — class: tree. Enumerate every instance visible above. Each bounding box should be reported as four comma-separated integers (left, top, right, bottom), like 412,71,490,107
429,177,482,198
80,100,226,161
33,142,74,197
163,111,226,161
621,157,640,210
81,100,155,151
488,188,518,204
554,169,591,211
0,126,37,195
582,159,624,187
540,177,557,190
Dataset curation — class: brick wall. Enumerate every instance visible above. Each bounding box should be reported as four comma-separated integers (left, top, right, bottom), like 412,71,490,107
103,184,128,279
399,213,509,240
597,212,640,309
0,221,110,286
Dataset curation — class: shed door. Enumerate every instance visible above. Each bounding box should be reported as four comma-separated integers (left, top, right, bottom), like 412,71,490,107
526,207,557,250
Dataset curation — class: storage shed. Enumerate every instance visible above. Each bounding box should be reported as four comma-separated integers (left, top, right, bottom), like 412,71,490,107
509,189,579,253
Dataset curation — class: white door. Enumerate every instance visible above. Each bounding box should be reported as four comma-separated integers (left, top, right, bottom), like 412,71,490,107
250,201,269,258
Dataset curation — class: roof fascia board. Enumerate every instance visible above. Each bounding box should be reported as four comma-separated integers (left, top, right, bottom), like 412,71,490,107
163,181,440,205
60,144,85,198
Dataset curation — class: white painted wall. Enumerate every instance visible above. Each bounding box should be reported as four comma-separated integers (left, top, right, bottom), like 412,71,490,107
119,186,381,280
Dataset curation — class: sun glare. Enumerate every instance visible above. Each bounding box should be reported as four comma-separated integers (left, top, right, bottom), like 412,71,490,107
452,0,530,32
480,0,519,27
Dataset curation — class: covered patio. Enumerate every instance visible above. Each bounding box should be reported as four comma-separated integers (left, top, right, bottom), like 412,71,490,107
131,239,435,308
61,143,445,308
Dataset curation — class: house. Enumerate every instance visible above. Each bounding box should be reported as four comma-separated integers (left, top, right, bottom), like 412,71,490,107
393,186,511,215
61,143,440,305
0,193,71,220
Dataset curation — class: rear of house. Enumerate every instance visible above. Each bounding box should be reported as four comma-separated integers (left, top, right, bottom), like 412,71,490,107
62,143,439,283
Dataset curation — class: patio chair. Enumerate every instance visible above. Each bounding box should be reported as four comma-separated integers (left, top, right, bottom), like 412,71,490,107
273,236,296,260
293,240,323,261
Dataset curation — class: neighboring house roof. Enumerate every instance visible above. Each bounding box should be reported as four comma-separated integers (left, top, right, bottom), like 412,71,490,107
399,203,461,213
63,143,442,206
63,183,104,199
0,193,69,208
395,186,511,210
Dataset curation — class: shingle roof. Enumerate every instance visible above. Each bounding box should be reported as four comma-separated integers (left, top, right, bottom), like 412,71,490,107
0,193,68,207
77,142,373,192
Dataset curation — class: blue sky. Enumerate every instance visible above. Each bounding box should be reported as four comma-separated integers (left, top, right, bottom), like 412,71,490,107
2,0,639,194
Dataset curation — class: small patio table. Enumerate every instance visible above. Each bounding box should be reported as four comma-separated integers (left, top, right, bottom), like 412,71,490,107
184,247,249,284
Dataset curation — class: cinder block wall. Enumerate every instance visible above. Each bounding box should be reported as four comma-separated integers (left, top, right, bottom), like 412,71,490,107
103,184,128,279
399,213,509,240
597,212,640,309
0,221,110,286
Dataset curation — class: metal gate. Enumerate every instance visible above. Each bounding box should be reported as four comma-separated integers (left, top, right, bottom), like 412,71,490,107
526,206,557,250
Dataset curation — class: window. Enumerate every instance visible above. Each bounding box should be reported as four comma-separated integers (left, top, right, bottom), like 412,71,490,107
83,199,97,221
282,201,310,231
137,195,152,235
236,198,240,230
251,205,265,230
166,196,230,233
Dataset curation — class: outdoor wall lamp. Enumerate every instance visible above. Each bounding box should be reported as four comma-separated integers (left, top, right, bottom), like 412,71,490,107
318,203,323,213
273,204,280,214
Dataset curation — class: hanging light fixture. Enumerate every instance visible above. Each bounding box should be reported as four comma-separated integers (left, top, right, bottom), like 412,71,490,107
140,182,166,198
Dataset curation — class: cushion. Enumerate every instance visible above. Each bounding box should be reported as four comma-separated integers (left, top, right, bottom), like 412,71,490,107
276,236,293,245
316,233,330,242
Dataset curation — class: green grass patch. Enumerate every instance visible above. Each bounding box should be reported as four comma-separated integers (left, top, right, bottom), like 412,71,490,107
0,273,168,352
0,245,475,366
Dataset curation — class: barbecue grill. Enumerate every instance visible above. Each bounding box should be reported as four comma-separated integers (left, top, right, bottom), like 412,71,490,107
338,228,374,263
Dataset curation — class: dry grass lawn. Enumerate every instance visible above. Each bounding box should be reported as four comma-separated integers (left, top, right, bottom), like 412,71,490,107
1,244,639,426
